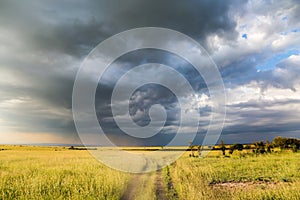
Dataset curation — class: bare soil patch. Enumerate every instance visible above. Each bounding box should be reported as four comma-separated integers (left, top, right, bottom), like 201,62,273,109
210,181,290,190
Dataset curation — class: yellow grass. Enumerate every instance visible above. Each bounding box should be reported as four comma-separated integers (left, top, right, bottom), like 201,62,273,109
0,146,131,200
1,145,300,199
169,151,300,200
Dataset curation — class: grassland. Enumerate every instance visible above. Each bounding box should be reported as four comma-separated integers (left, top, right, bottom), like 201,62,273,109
169,151,300,200
0,145,299,200
0,145,131,200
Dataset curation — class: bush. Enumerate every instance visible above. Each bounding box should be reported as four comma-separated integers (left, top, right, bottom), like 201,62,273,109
272,137,300,152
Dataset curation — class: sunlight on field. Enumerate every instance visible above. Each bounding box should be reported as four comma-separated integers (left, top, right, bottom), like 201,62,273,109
0,146,300,200
170,151,300,200
0,146,131,200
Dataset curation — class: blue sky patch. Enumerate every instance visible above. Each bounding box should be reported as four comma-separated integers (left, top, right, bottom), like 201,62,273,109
256,49,299,71
291,28,300,33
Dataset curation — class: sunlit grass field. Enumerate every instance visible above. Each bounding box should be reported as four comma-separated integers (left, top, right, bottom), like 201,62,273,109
0,145,299,199
0,146,131,200
169,151,300,200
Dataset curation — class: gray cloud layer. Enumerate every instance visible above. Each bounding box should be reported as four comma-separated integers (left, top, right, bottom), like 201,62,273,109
0,0,300,145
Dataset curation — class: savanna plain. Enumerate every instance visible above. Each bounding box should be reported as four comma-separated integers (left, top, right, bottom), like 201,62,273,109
0,145,299,200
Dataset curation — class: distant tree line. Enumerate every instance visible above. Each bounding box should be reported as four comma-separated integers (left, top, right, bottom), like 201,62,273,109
189,136,300,157
68,146,97,150
272,136,300,152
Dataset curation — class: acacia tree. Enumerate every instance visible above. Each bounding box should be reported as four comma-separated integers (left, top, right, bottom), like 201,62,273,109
188,141,195,157
272,137,287,149
220,140,226,156
254,141,266,154
234,143,244,151
229,143,243,155
266,140,273,153
197,145,202,156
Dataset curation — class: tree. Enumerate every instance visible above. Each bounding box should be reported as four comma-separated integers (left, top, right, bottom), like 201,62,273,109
254,141,266,154
233,143,244,151
229,143,243,155
197,145,202,156
229,146,234,155
272,136,300,152
188,141,195,157
220,140,226,156
272,137,288,149
266,140,273,153
292,144,298,153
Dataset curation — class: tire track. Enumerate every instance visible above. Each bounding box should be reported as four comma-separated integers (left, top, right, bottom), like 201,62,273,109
155,169,166,200
120,174,144,200
163,166,179,200
120,161,178,200
120,158,150,200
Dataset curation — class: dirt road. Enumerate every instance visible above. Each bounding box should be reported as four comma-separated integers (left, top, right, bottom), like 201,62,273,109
120,160,169,200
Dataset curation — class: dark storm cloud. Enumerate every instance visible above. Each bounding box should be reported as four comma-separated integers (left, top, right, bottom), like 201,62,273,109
222,122,300,137
1,0,300,144
0,1,111,57
102,0,243,41
220,99,300,143
0,0,244,58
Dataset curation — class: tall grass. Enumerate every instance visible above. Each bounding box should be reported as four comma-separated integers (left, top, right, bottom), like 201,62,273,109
1,146,300,199
0,146,131,200
170,151,300,200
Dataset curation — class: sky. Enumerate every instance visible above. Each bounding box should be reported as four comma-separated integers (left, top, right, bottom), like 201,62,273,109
0,0,300,145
